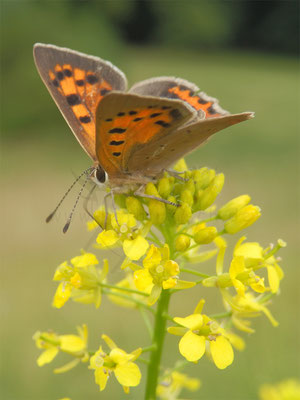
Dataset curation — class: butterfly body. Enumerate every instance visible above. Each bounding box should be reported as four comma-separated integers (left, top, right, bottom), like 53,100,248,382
34,43,254,190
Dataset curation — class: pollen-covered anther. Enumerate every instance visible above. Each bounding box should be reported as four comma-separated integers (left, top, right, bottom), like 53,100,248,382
208,335,217,341
192,330,200,335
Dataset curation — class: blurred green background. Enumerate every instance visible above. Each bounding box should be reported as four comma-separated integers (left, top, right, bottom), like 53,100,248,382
1,1,299,399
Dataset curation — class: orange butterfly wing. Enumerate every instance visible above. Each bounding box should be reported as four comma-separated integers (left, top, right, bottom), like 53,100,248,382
33,43,127,160
95,92,196,181
130,77,227,118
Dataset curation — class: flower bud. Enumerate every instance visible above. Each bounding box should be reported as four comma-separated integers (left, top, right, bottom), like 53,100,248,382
194,226,218,244
126,196,147,221
158,177,172,199
224,205,261,234
218,195,251,220
173,158,188,172
145,182,159,197
174,202,192,225
202,276,218,287
166,196,177,214
183,179,195,196
175,234,191,251
193,167,216,190
149,199,166,225
196,173,225,210
180,189,194,207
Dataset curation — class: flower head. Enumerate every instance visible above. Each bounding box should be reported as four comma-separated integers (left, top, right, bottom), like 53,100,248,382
89,334,142,393
33,324,88,373
52,251,108,309
134,244,194,305
157,371,201,400
96,209,150,261
168,300,234,369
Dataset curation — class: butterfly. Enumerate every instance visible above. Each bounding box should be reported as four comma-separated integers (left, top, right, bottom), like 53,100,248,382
33,43,253,230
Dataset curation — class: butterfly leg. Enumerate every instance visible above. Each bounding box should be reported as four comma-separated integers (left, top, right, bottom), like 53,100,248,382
133,186,179,207
165,169,188,182
83,184,103,228
103,190,120,228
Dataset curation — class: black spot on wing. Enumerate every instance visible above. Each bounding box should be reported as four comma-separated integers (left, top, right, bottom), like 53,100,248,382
79,116,91,123
207,105,217,114
109,128,126,134
169,109,181,119
129,110,138,115
155,120,170,128
150,112,162,118
105,118,112,122
66,94,81,106
117,112,125,116
100,89,110,95
198,97,208,105
87,74,99,84
167,93,179,100
56,71,64,81
52,79,59,87
110,140,125,146
112,152,121,157
76,79,84,87
133,117,143,122
63,68,72,77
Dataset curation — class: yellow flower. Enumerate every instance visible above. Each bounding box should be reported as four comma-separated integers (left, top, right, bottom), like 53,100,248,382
108,273,148,309
157,371,201,399
33,324,88,373
134,244,194,305
96,209,150,261
259,379,300,400
89,334,142,393
168,300,234,369
52,251,108,309
223,290,279,332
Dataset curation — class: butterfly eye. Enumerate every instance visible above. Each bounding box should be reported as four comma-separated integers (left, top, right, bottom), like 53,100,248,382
95,166,107,184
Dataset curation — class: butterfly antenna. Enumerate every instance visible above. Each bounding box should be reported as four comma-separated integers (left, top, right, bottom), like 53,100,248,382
63,172,90,233
46,167,93,223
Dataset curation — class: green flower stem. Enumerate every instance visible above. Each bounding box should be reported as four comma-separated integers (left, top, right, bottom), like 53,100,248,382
138,357,150,365
145,290,171,400
180,267,210,278
142,345,157,353
100,282,149,297
102,289,155,314
210,311,232,319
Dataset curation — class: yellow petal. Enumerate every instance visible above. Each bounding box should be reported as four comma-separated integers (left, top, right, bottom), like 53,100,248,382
110,348,131,364
164,260,179,276
60,335,85,352
96,230,119,247
54,358,80,374
174,314,203,330
162,278,177,289
229,256,245,279
174,280,196,290
179,331,206,362
267,265,280,293
148,284,162,305
134,269,153,291
52,282,72,309
102,334,118,351
123,236,149,260
95,367,109,391
37,347,59,366
71,252,98,267
114,362,141,387
167,326,187,336
210,336,234,369
143,244,161,268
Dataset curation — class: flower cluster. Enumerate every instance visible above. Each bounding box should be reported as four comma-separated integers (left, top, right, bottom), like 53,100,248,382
34,160,286,399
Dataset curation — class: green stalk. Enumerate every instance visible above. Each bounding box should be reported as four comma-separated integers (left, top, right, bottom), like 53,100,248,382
144,289,171,400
